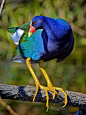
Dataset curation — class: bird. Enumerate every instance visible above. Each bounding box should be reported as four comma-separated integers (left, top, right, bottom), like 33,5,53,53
7,16,74,111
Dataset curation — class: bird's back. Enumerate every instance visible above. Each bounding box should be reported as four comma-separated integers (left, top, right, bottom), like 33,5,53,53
40,17,74,62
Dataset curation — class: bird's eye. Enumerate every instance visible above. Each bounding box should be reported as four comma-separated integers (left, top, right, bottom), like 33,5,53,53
32,21,36,25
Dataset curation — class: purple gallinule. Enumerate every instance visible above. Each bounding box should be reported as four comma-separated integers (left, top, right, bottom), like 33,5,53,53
7,16,74,111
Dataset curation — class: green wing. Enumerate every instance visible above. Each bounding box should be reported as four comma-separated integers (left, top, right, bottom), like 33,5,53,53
7,22,30,33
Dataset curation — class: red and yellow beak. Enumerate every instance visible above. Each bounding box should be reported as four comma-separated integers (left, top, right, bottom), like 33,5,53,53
28,25,36,37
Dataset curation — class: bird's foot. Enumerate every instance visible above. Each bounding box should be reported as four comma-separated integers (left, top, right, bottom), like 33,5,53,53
39,60,67,109
49,86,67,107
33,83,58,111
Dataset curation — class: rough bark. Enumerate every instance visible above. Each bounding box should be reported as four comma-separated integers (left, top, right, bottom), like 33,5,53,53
0,83,86,111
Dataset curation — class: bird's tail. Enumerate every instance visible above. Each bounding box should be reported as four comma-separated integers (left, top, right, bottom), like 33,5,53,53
12,55,26,63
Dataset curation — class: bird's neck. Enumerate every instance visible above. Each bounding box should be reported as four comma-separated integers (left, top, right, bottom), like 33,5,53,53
42,22,56,42
41,22,58,52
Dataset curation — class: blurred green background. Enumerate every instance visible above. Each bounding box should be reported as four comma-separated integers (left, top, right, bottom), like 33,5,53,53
0,0,86,115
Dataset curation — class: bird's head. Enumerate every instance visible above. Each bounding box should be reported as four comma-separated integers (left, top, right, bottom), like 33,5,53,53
28,16,44,37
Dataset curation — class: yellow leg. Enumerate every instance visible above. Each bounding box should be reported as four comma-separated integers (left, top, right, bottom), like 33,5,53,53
39,60,67,107
26,58,58,111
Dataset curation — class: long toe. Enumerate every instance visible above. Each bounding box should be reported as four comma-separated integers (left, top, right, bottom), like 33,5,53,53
51,87,67,107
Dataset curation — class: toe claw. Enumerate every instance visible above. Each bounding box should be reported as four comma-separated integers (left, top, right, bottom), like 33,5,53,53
33,85,39,101
54,87,67,107
52,89,56,99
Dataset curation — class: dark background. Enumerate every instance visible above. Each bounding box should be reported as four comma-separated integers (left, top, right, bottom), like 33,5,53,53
0,0,86,115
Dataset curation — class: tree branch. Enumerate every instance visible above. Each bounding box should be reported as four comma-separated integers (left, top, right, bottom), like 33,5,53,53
0,97,18,115
0,0,6,16
0,84,86,110
70,22,86,37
